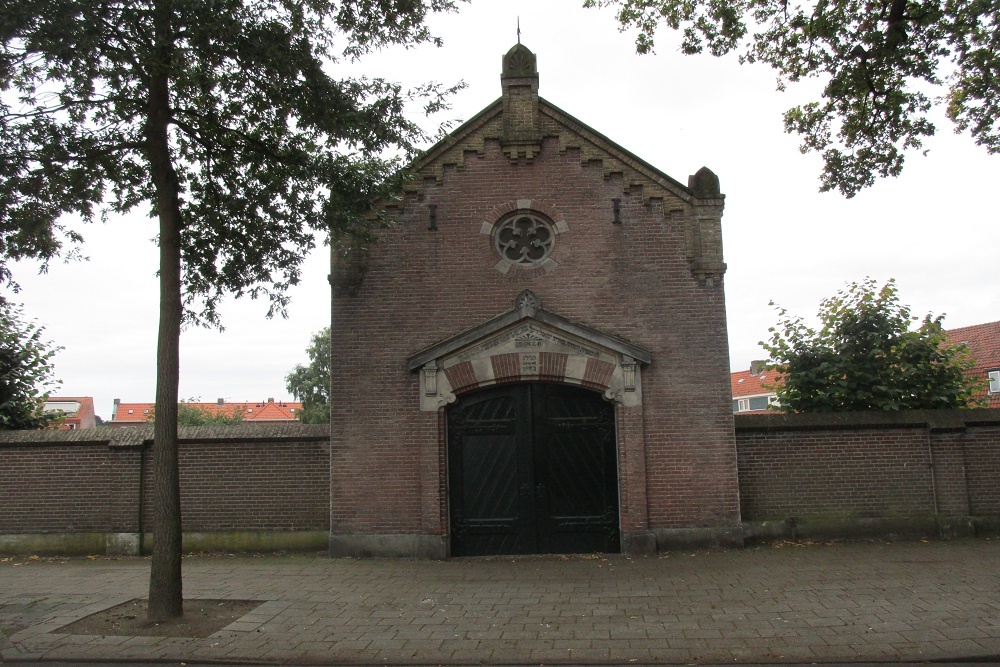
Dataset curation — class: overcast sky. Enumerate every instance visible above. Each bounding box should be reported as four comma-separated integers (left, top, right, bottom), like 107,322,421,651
7,0,998,420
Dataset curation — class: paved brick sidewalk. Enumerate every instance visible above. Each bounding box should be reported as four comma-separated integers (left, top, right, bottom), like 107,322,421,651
2,540,999,664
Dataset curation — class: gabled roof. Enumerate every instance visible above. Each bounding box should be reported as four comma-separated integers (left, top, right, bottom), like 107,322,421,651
110,399,302,423
43,396,96,429
947,320,1000,407
242,401,300,421
948,320,1000,367
730,369,780,400
406,43,714,208
410,97,695,205
730,321,999,409
113,402,156,421
379,43,726,288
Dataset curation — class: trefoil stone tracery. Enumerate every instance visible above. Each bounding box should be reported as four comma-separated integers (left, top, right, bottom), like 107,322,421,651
494,213,555,267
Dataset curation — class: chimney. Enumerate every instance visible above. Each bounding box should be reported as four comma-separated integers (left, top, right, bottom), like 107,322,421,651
749,360,767,376
267,397,274,403
112,398,120,420
217,397,225,405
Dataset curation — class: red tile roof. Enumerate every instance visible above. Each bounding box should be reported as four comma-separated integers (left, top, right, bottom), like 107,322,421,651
110,399,302,424
729,321,1000,411
730,365,781,414
730,368,780,399
947,320,1000,408
44,396,97,430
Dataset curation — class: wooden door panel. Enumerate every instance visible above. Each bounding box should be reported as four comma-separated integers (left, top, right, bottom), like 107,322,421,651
448,383,619,556
534,384,620,554
448,387,533,556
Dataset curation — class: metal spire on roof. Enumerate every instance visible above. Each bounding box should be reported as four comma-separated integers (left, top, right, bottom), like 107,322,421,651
517,17,521,44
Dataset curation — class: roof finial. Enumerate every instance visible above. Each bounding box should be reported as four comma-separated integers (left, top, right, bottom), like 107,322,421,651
517,17,521,45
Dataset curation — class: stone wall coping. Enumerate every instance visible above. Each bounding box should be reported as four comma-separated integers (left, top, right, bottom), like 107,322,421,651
735,408,1000,433
539,99,696,202
410,97,700,204
0,423,330,448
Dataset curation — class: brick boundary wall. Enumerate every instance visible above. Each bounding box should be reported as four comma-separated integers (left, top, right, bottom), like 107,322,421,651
735,409,1000,542
3,411,1000,556
0,424,329,555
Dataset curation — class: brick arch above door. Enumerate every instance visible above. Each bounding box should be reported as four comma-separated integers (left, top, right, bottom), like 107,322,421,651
407,290,652,411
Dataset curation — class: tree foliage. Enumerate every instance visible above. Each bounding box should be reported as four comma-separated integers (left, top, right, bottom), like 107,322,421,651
149,401,245,426
586,0,1000,196
0,301,61,430
286,326,330,424
2,0,460,621
177,402,244,426
762,278,982,412
1,0,461,315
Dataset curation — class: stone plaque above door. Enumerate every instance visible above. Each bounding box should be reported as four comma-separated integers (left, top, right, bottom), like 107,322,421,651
408,290,651,411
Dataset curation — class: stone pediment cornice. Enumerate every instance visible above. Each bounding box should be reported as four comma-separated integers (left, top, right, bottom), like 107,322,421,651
407,291,652,411
407,290,651,371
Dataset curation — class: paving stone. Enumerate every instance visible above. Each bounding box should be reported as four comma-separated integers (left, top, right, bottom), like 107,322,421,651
936,637,996,655
400,638,445,650
940,625,990,639
2,541,1000,665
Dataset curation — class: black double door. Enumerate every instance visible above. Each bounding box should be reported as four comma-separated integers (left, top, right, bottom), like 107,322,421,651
447,383,620,556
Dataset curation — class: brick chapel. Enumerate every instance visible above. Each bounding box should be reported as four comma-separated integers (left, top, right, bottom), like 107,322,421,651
329,44,741,558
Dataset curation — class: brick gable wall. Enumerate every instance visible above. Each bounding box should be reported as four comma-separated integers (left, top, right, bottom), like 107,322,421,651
330,134,740,554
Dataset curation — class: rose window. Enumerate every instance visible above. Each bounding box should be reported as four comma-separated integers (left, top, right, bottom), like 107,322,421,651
494,214,555,267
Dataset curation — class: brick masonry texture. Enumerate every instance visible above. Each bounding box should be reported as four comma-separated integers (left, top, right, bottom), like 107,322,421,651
734,410,1000,531
965,425,1000,514
139,440,329,532
5,47,999,553
0,425,330,539
324,46,736,552
737,426,936,519
0,444,138,533
2,414,1000,548
329,133,740,546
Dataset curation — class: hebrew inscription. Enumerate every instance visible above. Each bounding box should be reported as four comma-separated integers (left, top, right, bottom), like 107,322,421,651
520,353,539,375
455,324,600,362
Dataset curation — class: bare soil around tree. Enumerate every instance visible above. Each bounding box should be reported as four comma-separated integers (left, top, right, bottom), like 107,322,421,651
58,598,261,638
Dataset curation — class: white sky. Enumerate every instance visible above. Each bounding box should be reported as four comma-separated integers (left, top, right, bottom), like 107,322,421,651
7,0,999,421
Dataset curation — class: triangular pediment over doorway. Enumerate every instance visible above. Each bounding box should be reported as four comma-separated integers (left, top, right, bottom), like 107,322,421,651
408,290,652,411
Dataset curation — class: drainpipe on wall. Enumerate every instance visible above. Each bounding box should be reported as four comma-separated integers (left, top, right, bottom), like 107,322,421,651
927,435,941,535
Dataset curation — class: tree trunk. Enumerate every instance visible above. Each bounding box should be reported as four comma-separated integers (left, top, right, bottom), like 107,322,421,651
146,0,184,623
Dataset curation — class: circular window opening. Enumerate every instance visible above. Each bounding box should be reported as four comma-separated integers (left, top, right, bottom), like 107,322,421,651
494,213,555,267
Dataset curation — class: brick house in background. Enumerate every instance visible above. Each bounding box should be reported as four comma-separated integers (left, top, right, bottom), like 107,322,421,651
107,397,301,427
42,397,96,430
947,320,1000,408
730,320,1000,412
730,361,780,414
329,44,739,559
